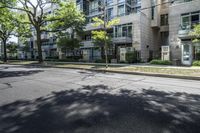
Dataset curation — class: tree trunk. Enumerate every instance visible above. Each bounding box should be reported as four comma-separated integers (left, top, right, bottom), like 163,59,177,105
3,39,7,63
36,29,43,63
104,45,108,68
103,5,108,68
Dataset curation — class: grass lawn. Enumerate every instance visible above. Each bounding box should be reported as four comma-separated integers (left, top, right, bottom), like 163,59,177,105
54,64,94,69
110,66,200,77
8,60,38,65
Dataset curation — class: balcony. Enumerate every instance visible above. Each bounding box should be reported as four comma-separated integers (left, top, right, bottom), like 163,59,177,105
41,34,48,40
80,40,95,48
112,32,132,44
178,23,198,38
173,0,193,5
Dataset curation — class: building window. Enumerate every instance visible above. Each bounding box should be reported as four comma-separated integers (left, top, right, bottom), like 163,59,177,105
183,0,193,2
151,0,156,20
106,0,113,5
118,0,125,4
107,8,113,20
118,5,125,16
89,0,99,15
114,23,132,38
160,14,168,26
181,11,200,30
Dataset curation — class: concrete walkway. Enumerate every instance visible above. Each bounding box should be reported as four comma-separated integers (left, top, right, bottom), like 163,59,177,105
46,61,200,69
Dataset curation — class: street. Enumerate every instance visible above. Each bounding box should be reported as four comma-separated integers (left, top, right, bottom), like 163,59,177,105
0,64,200,133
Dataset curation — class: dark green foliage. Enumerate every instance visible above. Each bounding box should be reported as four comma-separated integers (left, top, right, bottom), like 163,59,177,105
150,60,172,65
45,56,59,60
7,43,17,55
45,56,81,62
192,61,200,66
195,53,200,60
119,61,127,64
57,37,81,55
22,42,30,52
95,59,106,63
126,52,137,63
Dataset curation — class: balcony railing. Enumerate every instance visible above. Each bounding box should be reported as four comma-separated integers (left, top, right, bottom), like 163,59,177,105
178,22,199,38
114,31,132,38
173,0,193,4
112,31,132,44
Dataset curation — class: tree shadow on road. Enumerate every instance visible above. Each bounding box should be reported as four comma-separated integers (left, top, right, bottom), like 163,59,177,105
0,70,44,78
0,85,200,133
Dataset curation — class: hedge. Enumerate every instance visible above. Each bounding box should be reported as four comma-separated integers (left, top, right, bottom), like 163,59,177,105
150,60,172,65
193,61,200,66
126,52,137,63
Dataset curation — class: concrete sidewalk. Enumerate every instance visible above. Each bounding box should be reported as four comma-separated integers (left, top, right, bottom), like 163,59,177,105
46,61,200,69
43,62,200,81
2,61,200,80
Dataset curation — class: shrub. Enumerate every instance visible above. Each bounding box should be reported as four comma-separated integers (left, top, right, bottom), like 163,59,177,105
150,60,172,65
119,61,127,64
193,61,200,66
95,59,106,63
45,56,81,62
46,56,59,60
126,52,137,63
196,53,200,60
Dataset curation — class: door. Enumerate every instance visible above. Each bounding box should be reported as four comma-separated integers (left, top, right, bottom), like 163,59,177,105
182,44,193,65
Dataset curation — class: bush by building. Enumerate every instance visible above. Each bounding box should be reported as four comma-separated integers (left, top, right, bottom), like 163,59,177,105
192,61,200,66
126,52,138,63
195,53,200,60
150,60,172,65
94,59,106,63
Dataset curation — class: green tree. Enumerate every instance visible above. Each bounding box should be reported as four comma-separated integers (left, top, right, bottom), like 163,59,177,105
92,17,119,68
48,1,85,59
7,42,18,57
0,7,26,62
2,0,85,63
21,41,30,59
0,8,13,62
57,36,81,58
48,1,85,34
190,24,200,60
190,24,200,43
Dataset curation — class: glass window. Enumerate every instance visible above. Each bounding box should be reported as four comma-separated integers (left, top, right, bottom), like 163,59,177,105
191,14,199,24
89,0,99,15
107,8,113,20
181,11,200,30
160,14,168,26
181,16,190,29
114,23,132,38
106,0,113,5
118,5,125,16
122,26,127,37
118,0,125,4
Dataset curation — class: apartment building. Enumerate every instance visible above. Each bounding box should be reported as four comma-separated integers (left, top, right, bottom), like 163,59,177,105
20,0,200,65
78,0,159,62
168,0,200,65
77,0,200,65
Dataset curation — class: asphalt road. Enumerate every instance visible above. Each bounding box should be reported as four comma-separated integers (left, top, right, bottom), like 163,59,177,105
0,64,200,133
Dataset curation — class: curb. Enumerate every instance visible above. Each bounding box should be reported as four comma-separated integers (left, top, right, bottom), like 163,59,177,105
50,66,200,81
3,63,200,81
